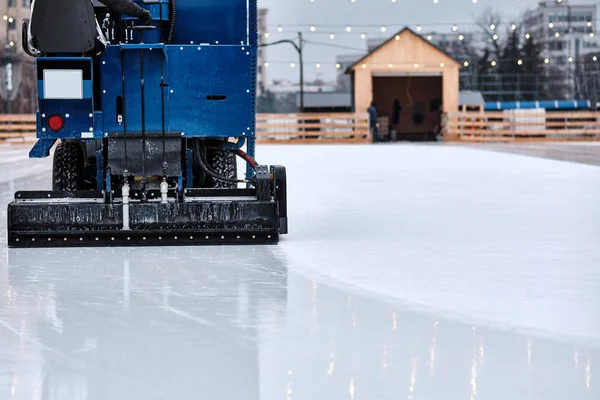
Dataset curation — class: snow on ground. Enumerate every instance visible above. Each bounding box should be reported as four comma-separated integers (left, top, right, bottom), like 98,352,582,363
256,143,600,345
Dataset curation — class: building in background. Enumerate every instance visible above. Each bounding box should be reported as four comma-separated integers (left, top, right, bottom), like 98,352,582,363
523,0,599,97
0,0,31,54
0,0,36,113
257,8,268,96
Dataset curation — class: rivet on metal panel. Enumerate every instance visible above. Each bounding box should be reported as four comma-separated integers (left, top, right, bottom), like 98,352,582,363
48,238,51,241
65,114,70,118
246,52,249,55
247,127,250,130
198,47,201,50
242,47,245,50
246,90,250,93
89,127,94,132
102,61,106,65
41,113,46,117
205,236,209,239
42,128,46,132
190,41,194,44
175,236,178,240
170,90,174,93
180,47,183,50
103,90,106,94
89,113,93,118
64,238,67,241
216,41,219,44
159,236,162,240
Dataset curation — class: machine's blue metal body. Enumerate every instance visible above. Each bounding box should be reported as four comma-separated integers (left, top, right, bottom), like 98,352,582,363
7,0,288,248
31,0,258,183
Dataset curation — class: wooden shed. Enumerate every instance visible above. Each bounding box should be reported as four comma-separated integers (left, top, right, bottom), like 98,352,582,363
346,27,461,141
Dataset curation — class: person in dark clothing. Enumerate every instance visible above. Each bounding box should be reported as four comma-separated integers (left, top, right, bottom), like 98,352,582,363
367,101,379,142
97,0,153,24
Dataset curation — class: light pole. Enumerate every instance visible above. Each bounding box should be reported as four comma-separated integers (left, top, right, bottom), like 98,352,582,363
259,31,304,112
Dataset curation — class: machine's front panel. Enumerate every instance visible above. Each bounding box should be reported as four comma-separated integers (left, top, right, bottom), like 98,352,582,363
167,45,256,138
167,0,255,45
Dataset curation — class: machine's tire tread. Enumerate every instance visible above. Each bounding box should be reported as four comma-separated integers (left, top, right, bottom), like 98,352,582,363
53,142,83,191
210,149,237,189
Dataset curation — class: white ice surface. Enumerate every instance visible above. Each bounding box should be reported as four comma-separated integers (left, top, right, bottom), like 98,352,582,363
0,143,599,399
254,144,600,345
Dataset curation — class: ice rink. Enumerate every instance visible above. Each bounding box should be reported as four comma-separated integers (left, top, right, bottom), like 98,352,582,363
1,142,599,399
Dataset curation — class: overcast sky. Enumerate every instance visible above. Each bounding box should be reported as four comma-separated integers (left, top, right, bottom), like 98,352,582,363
257,0,598,84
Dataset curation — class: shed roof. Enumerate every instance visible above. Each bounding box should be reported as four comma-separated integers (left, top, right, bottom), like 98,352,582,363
295,92,352,108
345,27,461,73
459,91,485,106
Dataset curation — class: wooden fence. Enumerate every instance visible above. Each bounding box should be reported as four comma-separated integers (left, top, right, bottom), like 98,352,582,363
0,114,36,142
0,113,372,144
256,113,371,144
444,110,600,142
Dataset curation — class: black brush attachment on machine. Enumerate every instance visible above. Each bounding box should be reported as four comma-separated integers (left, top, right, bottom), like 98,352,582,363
6,163,287,248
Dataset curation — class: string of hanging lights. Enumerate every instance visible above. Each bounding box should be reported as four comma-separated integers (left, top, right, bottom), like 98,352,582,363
263,19,597,40
262,54,598,69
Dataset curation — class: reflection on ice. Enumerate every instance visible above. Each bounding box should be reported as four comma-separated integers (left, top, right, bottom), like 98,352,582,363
0,241,598,399
0,145,598,399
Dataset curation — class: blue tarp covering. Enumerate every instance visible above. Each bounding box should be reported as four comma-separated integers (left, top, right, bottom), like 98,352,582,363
484,100,591,111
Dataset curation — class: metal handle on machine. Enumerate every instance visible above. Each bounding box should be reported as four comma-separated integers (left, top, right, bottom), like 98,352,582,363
131,25,156,187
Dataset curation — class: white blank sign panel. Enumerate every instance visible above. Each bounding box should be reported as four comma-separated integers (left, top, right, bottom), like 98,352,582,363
43,69,83,99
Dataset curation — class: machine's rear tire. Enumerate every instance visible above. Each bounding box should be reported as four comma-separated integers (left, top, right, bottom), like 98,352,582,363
210,149,237,189
53,142,84,191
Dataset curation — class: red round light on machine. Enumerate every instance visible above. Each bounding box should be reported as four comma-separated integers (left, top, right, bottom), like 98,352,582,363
47,115,64,131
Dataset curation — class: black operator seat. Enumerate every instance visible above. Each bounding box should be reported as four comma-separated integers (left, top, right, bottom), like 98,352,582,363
29,0,99,54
